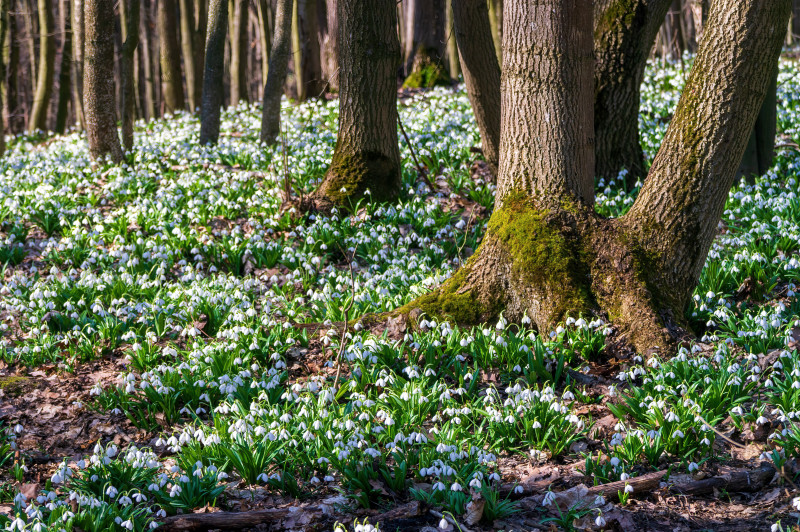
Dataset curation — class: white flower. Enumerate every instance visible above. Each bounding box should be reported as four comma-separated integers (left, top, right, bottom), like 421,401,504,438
543,491,556,506
595,513,606,527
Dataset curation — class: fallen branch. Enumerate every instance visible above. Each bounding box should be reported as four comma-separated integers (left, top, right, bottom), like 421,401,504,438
366,500,428,525
155,505,329,531
669,462,775,496
586,470,668,502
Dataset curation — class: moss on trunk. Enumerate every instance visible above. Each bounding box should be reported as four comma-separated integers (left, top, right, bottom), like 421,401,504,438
316,150,400,205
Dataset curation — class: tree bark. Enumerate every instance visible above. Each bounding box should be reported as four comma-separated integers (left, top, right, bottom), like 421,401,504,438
451,0,500,172
308,0,401,207
120,0,139,152
229,0,248,105
593,0,673,187
55,0,71,133
0,0,8,155
291,0,325,100
445,0,460,82
28,0,55,131
319,0,338,91
179,0,206,111
486,0,501,66
402,0,449,88
402,0,790,357
6,3,21,134
84,0,122,162
71,0,84,128
738,61,778,180
256,0,272,87
158,0,185,112
199,0,228,144
140,1,156,121
260,0,292,144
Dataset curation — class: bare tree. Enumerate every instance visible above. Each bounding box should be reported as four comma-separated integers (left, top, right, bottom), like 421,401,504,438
158,0,185,112
29,0,55,131
120,0,140,151
199,0,228,144
260,0,292,144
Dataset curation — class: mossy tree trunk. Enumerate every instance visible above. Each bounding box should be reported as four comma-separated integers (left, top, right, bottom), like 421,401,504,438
308,0,401,208
120,0,139,152
199,0,228,144
402,0,449,88
28,0,55,132
451,0,500,172
259,0,292,145
229,0,249,105
593,0,672,188
158,0,185,113
404,0,790,356
84,0,123,162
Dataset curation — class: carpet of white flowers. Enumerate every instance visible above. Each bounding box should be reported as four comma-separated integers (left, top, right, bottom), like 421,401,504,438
1,57,800,532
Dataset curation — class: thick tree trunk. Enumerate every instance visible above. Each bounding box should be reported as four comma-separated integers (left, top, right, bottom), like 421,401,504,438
402,0,449,88
158,0,185,112
199,0,228,144
451,0,500,172
593,0,672,187
229,0,248,105
120,0,139,152
55,0,71,134
260,0,292,144
71,0,84,128
291,0,325,100
28,0,55,132
84,0,123,162
309,0,401,207
403,0,790,357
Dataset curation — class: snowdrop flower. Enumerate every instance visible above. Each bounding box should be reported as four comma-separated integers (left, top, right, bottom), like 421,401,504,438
543,491,556,506
595,513,606,527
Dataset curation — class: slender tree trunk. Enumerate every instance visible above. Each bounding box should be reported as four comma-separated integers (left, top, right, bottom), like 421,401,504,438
445,0,459,82
260,0,292,144
451,0,500,172
158,0,185,112
55,0,71,133
71,0,84,128
308,0,401,207
319,0,338,91
593,0,673,187
199,0,228,144
193,0,207,109
0,0,8,155
256,0,272,87
7,3,20,133
28,0,55,131
291,0,324,100
486,0,501,66
738,61,778,180
120,0,139,152
402,0,449,88
179,0,197,110
84,0,122,162
229,0,248,105
140,1,156,121
403,0,790,357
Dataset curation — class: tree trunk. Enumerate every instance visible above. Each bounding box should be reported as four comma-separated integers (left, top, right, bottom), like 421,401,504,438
179,0,198,111
402,0,790,357
120,0,139,152
158,0,185,112
319,0,338,91
486,0,501,66
29,0,55,131
140,1,156,121
84,0,123,162
260,0,292,144
402,0,449,88
451,0,500,172
199,0,228,144
308,0,400,207
71,0,84,128
593,0,673,187
290,0,325,100
738,61,778,180
256,0,272,87
7,3,21,134
55,0,71,133
229,0,248,105
0,0,8,155
445,0,459,82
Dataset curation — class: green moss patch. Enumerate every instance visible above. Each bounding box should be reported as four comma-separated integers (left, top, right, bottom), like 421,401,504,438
0,375,30,397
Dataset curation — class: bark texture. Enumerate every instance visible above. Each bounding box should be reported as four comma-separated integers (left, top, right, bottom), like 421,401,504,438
180,0,207,111
403,0,791,357
140,4,156,121
738,62,778,180
158,0,185,112
402,0,449,88
594,0,672,186
291,0,325,100
452,0,501,172
199,0,228,144
29,0,55,131
260,0,292,145
319,0,338,91
311,0,401,206
120,0,140,152
445,0,460,82
256,0,272,87
71,0,84,128
0,0,7,155
84,0,123,162
55,0,71,134
229,0,249,105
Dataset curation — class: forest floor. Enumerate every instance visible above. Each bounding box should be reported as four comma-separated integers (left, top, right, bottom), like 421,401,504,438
1,57,800,532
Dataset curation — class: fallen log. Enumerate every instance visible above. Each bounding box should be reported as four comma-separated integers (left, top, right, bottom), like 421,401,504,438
155,505,328,531
670,462,775,496
586,469,668,502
